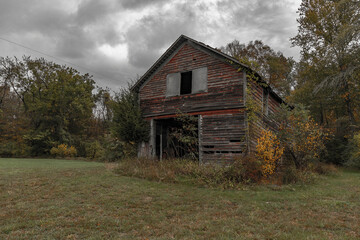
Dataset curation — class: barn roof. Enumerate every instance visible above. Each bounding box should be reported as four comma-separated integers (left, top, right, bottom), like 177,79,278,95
130,34,284,103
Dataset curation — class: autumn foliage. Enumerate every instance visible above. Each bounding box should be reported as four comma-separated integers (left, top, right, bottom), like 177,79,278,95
256,129,284,177
50,144,77,158
254,104,331,179
275,104,331,169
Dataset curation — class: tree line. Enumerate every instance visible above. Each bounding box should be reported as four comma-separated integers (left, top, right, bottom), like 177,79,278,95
0,56,147,160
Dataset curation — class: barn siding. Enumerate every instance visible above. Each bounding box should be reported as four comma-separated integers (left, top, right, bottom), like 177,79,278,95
248,81,282,151
140,43,245,118
268,92,281,115
201,111,246,164
248,82,264,150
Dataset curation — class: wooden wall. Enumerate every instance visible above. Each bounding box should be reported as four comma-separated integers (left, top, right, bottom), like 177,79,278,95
248,81,282,151
140,43,245,118
200,111,246,164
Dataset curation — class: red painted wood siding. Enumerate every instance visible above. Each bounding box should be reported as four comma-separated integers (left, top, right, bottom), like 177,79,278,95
201,111,246,164
139,43,245,118
248,81,282,150
268,93,281,115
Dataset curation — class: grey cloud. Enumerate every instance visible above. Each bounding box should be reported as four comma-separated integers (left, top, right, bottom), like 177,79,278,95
0,0,123,55
121,0,169,10
55,27,94,59
0,0,67,35
100,27,124,46
76,0,122,25
0,0,130,88
86,61,135,90
214,0,300,58
125,2,198,69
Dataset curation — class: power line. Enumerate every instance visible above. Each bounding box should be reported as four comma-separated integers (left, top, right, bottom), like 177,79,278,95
0,36,135,81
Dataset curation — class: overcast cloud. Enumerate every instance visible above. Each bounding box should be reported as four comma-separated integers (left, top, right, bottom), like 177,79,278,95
0,0,302,90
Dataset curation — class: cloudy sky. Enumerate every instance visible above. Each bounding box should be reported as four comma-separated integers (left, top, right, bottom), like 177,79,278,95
0,0,302,90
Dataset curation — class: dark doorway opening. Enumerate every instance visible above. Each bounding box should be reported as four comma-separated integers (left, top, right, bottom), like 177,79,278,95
155,116,198,160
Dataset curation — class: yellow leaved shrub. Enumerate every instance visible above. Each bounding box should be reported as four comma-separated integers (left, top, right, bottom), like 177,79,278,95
255,129,284,177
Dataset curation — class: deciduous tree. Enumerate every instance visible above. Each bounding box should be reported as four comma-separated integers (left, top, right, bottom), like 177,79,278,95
111,87,149,145
291,0,360,131
0,56,95,155
221,40,295,98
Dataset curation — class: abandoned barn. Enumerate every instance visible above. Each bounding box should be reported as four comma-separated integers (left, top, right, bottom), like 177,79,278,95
132,35,284,164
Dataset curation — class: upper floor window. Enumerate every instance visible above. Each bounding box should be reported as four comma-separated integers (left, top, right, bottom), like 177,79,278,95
166,67,207,97
180,71,192,95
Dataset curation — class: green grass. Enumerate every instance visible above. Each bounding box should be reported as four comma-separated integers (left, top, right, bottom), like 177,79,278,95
0,158,103,176
0,158,103,169
0,158,359,239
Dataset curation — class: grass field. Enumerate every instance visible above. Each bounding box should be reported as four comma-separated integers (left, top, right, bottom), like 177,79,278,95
0,158,359,239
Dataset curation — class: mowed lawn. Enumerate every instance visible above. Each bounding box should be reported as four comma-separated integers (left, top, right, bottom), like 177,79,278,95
0,158,359,240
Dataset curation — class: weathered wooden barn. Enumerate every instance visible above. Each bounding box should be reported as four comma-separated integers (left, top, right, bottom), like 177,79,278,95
132,35,284,164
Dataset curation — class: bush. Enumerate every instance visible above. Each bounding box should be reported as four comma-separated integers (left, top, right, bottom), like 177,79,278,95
115,155,264,189
0,141,31,157
312,162,338,175
85,140,105,160
345,132,360,168
99,135,137,162
169,112,199,160
280,166,299,184
50,144,77,158
115,158,184,183
103,139,123,161
224,155,263,184
280,166,319,184
323,136,348,165
255,129,284,177
275,104,331,169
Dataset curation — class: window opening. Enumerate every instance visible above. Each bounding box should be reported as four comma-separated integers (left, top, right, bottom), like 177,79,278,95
180,71,192,95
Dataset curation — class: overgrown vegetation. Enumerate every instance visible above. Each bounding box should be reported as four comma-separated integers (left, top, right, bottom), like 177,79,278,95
168,112,199,160
275,104,331,170
115,156,337,188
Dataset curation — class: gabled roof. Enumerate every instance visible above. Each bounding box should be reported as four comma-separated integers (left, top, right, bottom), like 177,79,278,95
130,34,284,103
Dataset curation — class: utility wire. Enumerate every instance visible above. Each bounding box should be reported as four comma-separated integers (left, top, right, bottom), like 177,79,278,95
0,36,135,81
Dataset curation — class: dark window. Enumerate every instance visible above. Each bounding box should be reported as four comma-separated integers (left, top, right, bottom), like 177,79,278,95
180,71,192,95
